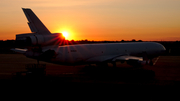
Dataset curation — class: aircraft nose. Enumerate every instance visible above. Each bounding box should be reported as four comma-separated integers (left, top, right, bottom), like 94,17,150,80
159,44,166,55
154,42,166,55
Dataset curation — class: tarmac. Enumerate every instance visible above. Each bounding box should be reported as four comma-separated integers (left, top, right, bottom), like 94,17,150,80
0,54,180,99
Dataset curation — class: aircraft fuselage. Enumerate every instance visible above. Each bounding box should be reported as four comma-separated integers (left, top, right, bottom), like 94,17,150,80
43,42,165,64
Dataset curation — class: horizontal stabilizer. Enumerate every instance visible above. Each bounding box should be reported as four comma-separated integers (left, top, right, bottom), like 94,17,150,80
11,48,27,54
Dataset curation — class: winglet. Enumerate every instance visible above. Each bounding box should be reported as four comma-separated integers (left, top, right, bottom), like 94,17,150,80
22,8,51,35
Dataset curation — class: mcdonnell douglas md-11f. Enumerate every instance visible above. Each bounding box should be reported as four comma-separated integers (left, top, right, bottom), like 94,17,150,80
12,8,166,67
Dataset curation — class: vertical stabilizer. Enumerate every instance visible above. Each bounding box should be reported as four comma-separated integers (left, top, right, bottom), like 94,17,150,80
22,8,51,35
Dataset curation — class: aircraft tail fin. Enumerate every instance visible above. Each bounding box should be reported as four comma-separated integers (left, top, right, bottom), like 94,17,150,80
22,8,51,35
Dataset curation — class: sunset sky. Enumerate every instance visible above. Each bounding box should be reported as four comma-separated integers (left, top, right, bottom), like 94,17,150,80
0,0,180,41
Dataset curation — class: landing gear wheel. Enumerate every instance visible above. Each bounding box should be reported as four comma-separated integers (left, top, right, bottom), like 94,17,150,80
150,59,153,66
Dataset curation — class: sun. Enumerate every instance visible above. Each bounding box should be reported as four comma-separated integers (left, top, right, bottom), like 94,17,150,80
62,31,69,39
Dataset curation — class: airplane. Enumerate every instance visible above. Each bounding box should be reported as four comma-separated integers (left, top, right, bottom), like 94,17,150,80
12,8,166,67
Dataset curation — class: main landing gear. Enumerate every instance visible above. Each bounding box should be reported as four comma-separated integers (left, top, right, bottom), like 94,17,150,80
15,59,46,77
149,59,153,66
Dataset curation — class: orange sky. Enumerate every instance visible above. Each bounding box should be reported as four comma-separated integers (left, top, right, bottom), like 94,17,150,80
0,0,180,41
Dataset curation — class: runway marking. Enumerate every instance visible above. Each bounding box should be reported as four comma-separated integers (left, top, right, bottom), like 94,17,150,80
153,56,160,65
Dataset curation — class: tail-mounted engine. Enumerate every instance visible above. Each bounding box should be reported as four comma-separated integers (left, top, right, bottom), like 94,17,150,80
16,33,65,46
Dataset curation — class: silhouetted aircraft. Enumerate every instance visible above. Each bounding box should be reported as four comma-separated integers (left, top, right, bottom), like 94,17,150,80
12,8,166,67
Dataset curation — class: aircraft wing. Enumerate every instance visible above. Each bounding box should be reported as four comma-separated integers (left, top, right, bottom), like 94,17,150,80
86,55,143,63
11,48,27,54
112,56,143,62
86,55,119,62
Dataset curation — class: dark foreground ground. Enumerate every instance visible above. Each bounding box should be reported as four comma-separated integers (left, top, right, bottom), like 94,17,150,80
0,54,180,99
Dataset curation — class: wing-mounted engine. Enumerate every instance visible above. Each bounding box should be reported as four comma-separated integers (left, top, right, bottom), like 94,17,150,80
16,33,65,46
